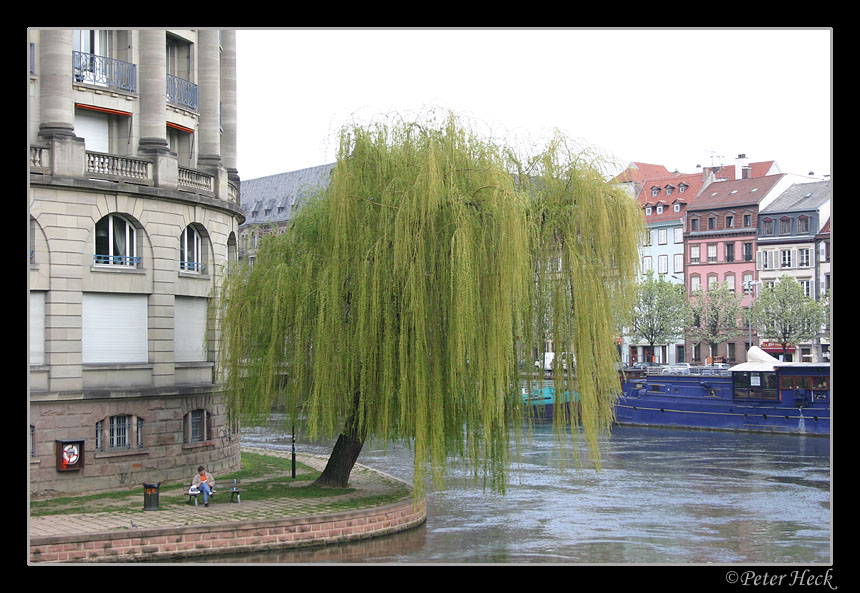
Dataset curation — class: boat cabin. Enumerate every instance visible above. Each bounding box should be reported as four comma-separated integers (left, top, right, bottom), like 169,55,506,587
729,347,829,405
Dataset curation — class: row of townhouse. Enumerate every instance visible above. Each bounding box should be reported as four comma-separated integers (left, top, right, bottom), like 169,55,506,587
28,29,244,497
620,155,831,366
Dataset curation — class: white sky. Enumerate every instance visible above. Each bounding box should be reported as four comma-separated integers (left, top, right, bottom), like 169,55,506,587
235,28,832,182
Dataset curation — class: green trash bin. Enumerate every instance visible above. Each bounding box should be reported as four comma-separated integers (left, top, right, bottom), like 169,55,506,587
143,482,161,511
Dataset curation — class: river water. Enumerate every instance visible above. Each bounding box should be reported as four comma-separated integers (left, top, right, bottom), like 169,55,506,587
213,417,831,565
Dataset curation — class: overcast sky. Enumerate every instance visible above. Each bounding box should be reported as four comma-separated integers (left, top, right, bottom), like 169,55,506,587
235,28,831,182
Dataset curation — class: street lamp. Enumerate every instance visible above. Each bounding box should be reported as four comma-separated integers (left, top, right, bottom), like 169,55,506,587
743,279,761,350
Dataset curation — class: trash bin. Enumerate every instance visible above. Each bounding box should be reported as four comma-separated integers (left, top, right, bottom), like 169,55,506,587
143,482,161,511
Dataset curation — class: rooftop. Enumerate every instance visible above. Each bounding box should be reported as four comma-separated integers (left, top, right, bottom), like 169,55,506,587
241,163,335,227
760,179,831,213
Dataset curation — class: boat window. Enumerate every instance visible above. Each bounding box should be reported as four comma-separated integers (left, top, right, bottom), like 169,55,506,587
733,372,750,399
760,373,778,399
780,375,828,391
733,371,779,400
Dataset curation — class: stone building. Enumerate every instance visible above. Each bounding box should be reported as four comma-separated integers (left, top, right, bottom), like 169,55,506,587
238,163,334,265
28,29,244,497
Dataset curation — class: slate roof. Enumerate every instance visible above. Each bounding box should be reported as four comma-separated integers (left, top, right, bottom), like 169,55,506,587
760,179,831,213
240,163,335,227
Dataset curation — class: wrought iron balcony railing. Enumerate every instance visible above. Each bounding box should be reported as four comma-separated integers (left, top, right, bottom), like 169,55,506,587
73,51,137,93
180,261,207,273
93,254,141,266
166,73,198,110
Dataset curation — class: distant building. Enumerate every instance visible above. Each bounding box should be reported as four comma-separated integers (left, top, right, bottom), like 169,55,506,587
628,171,709,365
624,154,784,365
29,30,243,497
683,172,816,363
756,179,831,361
238,164,335,265
815,217,831,362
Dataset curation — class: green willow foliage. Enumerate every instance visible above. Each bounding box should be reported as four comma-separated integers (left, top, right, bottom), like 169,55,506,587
217,114,643,497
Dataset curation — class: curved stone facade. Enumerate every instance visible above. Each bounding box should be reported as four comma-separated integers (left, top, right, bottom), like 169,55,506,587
29,29,243,497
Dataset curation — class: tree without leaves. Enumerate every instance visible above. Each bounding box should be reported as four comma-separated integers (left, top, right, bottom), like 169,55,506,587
685,282,745,358
216,113,643,497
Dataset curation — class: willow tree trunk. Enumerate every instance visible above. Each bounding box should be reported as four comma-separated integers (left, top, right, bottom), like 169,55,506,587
313,392,364,488
313,430,364,488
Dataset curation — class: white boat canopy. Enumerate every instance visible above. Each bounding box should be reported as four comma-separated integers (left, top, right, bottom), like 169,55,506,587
730,346,784,372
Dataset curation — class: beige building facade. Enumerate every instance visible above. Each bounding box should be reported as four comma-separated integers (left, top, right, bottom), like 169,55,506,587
28,29,244,497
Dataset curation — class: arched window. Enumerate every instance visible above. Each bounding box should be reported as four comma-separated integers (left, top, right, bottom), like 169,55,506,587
95,414,145,451
94,214,138,266
180,225,206,273
183,409,211,443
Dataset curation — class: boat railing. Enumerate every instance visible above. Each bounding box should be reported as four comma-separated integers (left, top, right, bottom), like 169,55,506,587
642,366,731,377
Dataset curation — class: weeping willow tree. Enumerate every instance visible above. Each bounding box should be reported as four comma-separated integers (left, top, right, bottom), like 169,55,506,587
217,113,642,498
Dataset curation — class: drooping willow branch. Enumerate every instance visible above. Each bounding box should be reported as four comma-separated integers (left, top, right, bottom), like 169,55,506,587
216,112,643,496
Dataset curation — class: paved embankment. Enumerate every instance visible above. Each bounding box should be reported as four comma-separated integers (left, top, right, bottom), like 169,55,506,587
29,449,426,563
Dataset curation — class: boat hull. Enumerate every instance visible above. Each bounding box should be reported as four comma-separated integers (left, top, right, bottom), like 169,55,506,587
615,388,829,435
522,369,830,436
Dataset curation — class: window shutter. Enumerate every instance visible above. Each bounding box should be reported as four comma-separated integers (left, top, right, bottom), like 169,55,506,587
174,296,208,362
30,291,45,366
82,293,148,364
74,109,110,153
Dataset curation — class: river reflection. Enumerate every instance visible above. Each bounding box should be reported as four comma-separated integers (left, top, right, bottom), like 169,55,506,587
207,418,830,564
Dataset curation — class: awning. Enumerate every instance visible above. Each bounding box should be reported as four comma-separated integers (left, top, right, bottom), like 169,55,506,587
760,342,795,353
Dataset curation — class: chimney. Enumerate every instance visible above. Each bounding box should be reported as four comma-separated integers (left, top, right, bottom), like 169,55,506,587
736,153,750,180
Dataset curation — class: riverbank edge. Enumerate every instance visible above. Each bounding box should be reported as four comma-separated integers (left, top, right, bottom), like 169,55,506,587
29,452,427,564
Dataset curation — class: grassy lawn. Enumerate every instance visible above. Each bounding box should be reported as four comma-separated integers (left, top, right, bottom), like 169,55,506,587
30,451,409,517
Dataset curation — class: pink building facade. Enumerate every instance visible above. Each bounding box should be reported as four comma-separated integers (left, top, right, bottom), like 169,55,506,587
683,173,814,362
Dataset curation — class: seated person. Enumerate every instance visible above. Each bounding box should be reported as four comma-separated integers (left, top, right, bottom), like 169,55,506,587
191,465,216,507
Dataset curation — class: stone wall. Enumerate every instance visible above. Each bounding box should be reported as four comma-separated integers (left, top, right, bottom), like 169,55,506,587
30,498,427,563
29,391,241,498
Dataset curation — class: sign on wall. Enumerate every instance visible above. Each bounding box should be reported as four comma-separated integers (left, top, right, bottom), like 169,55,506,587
56,440,85,472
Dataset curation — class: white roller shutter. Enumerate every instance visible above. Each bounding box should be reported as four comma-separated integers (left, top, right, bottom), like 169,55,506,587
74,108,109,153
82,293,148,364
174,296,208,362
29,291,45,366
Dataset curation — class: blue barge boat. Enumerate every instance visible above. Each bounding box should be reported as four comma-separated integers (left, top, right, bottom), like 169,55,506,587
522,347,830,436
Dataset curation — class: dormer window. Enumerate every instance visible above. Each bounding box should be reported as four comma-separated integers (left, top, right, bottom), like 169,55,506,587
645,206,652,215
673,202,681,213
656,205,664,214
651,187,660,197
679,183,688,194
665,185,674,196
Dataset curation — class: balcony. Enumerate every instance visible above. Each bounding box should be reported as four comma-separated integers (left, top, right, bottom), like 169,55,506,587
167,73,198,111
73,51,137,93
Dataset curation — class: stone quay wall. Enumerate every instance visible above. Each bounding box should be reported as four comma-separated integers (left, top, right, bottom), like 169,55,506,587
30,498,427,563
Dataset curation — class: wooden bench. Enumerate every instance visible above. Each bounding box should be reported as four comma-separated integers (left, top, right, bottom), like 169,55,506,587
187,479,243,505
